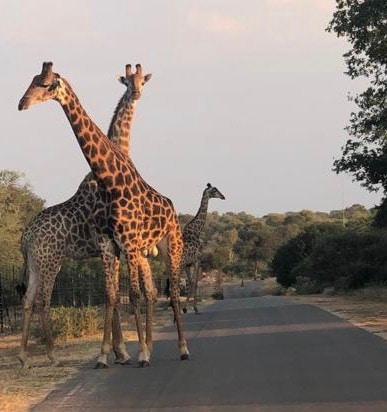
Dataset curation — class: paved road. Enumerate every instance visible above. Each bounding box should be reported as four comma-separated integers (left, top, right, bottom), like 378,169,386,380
34,282,387,411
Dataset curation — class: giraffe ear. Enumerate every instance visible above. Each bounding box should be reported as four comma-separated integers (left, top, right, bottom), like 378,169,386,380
144,73,152,83
48,79,60,91
117,76,127,85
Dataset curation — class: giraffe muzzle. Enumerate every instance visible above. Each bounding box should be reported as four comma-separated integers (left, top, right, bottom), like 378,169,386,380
18,97,30,111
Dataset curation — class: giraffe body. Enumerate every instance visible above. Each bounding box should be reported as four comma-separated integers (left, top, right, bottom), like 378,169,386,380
18,64,151,368
181,183,225,313
18,62,188,366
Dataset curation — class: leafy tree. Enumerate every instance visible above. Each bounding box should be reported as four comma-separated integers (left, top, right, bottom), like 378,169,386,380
272,223,343,287
328,1,387,194
0,170,44,268
234,222,282,277
307,230,384,289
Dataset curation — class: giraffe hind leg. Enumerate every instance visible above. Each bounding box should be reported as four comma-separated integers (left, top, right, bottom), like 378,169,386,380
38,261,61,366
123,248,151,367
18,257,40,368
109,254,131,365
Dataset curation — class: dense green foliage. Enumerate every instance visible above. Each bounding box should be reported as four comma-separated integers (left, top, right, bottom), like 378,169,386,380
0,169,382,301
273,226,387,292
0,170,44,270
272,224,344,287
328,1,387,195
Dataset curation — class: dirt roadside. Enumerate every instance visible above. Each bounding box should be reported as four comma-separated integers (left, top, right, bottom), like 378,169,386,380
287,293,387,341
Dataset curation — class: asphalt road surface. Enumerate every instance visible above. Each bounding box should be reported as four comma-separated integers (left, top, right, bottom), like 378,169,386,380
34,282,387,411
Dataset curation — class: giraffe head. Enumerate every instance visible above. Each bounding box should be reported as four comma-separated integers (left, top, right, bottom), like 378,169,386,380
117,64,152,101
205,183,226,200
18,62,64,110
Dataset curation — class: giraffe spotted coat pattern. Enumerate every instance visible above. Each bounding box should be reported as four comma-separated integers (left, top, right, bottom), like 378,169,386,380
181,183,225,313
18,62,189,366
17,64,151,368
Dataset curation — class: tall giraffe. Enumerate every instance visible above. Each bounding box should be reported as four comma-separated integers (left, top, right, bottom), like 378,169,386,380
17,64,151,369
18,62,189,366
182,183,225,313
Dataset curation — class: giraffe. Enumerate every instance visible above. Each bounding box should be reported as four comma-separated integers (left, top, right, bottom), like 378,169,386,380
181,183,225,313
18,62,189,367
17,63,152,369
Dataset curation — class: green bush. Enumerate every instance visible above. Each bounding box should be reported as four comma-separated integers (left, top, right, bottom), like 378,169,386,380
272,223,343,287
309,232,380,289
31,306,103,343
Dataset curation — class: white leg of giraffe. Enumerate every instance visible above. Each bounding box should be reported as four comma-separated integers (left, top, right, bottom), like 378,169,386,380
138,256,155,355
125,248,151,367
167,234,189,360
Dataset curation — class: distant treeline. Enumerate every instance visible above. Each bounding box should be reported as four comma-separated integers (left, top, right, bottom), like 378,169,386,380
0,169,385,293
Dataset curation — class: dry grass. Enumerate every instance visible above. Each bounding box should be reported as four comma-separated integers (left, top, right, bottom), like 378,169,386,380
288,291,387,341
0,303,175,412
260,277,282,296
0,332,104,412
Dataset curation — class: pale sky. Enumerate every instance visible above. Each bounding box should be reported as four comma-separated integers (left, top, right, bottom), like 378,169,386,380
0,0,382,216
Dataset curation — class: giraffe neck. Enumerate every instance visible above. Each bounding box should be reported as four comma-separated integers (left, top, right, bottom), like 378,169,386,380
107,92,137,155
185,193,210,236
56,79,126,187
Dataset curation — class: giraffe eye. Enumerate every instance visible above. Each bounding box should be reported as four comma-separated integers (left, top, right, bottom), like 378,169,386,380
40,84,50,88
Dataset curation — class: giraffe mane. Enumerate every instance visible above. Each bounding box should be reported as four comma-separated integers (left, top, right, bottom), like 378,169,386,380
106,93,129,141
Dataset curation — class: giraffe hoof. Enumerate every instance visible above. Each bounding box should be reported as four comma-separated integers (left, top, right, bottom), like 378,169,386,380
180,353,189,361
182,307,188,314
139,360,150,368
114,357,129,364
120,359,132,366
94,362,108,369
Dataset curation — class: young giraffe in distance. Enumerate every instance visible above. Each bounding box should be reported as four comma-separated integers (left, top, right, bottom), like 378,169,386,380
18,62,189,366
17,64,151,369
181,183,225,313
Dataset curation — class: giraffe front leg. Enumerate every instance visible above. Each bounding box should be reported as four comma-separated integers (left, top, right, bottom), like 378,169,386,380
138,256,155,355
126,251,150,367
130,284,151,367
193,262,200,314
169,236,189,360
95,299,114,369
112,306,131,365
95,266,117,369
170,283,189,360
183,266,194,314
110,256,131,365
